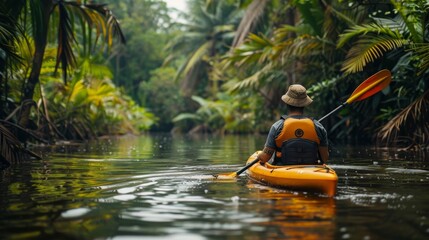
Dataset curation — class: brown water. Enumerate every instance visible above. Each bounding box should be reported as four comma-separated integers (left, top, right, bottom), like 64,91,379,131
1,134,428,239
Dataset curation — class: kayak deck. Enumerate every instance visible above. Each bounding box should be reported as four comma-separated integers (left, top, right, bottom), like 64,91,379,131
246,151,338,196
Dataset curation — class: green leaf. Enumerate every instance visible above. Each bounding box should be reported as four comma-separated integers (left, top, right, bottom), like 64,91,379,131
172,113,202,122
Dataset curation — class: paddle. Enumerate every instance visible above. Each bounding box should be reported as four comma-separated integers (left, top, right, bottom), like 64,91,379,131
214,69,392,179
318,69,391,122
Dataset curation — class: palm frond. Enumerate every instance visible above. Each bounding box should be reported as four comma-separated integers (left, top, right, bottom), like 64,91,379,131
295,0,324,37
377,89,429,146
389,0,422,43
73,2,126,45
182,41,212,78
341,36,409,73
0,10,23,66
167,0,238,97
337,23,401,48
226,64,272,93
0,123,41,167
227,33,273,67
232,0,268,48
410,43,429,75
55,1,77,82
180,61,207,97
325,3,359,27
29,0,50,44
52,1,125,83
283,35,326,58
373,16,408,34
172,113,202,123
274,24,302,41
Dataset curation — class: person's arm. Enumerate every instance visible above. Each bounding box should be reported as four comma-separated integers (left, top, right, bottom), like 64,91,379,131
314,119,329,163
258,121,281,164
257,147,275,164
318,146,329,163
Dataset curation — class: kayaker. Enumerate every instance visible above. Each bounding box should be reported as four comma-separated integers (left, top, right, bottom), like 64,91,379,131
257,84,329,165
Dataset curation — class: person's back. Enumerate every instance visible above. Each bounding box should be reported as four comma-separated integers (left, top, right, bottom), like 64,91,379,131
257,84,329,165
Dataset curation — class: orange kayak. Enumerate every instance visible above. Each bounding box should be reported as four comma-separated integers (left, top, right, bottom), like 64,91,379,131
246,151,338,196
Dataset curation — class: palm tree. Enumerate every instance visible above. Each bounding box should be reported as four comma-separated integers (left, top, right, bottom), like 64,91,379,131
231,0,269,48
165,0,240,97
225,0,365,113
0,0,34,166
0,0,125,165
16,0,125,134
0,0,26,114
337,0,429,146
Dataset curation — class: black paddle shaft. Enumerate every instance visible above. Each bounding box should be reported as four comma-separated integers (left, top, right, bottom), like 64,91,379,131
318,102,347,122
236,158,259,175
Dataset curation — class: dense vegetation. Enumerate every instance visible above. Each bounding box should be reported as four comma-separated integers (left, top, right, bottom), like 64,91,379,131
1,0,428,167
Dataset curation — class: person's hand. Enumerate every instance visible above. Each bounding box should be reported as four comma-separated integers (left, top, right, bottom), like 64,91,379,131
257,147,274,166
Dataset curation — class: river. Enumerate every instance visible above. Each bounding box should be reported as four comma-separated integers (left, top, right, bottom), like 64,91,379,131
1,134,428,239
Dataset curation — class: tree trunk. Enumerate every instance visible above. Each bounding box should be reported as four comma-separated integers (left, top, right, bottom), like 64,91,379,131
18,1,54,132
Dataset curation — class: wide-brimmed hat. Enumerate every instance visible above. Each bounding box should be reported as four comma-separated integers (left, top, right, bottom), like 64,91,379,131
281,84,313,107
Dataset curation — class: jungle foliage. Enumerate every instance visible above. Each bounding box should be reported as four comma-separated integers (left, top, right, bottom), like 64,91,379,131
169,0,428,149
0,0,156,166
1,0,428,168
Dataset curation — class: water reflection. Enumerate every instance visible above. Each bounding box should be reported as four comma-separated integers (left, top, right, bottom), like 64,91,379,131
245,183,336,240
1,134,429,239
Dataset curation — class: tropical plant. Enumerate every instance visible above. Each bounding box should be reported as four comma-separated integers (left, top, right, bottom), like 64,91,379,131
223,0,370,132
338,0,429,146
172,93,255,134
139,67,188,131
103,0,174,103
0,124,41,170
165,0,241,97
377,89,429,148
40,51,156,140
0,0,26,116
14,0,125,134
231,0,270,48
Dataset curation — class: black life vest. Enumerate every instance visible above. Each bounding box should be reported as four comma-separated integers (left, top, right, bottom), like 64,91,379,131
274,115,320,165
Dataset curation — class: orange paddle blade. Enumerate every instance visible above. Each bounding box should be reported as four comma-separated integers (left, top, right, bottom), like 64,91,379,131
346,69,391,104
213,172,238,180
